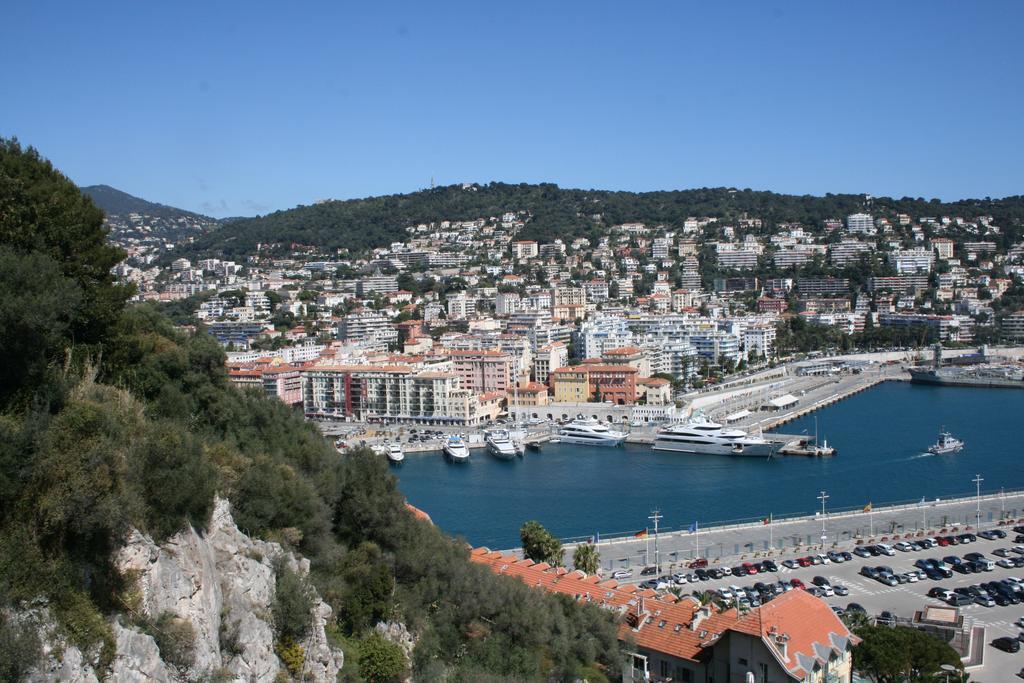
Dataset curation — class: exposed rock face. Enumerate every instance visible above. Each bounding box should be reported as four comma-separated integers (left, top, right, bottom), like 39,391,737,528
26,497,343,682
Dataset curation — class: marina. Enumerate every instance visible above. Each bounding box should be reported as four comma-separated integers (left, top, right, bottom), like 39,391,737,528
395,381,1024,550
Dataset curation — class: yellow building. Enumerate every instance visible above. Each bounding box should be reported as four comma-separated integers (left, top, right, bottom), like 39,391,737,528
550,367,590,403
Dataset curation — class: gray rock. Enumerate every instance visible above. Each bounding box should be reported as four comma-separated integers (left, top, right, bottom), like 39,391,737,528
22,496,343,682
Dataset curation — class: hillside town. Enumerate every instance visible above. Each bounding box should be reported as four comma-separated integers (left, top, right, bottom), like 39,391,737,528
109,205,1024,428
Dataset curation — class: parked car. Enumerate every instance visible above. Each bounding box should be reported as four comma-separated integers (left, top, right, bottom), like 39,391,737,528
845,602,866,615
876,543,896,556
853,546,872,558
833,584,849,596
877,611,896,626
860,566,880,579
640,566,658,576
992,636,1021,653
782,559,799,569
947,593,972,607
759,560,778,573
611,569,633,579
790,578,806,589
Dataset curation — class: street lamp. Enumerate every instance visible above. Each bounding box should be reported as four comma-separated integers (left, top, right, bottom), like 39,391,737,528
972,474,983,529
817,490,829,547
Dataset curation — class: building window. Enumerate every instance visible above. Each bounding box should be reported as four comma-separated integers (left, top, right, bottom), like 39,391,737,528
660,660,670,677
759,663,768,683
738,657,748,666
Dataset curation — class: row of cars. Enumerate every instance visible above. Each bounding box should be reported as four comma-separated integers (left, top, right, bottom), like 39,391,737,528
625,559,780,586
709,575,851,610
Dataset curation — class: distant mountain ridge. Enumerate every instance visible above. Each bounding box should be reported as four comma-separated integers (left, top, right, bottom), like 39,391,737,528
174,181,1024,259
81,184,218,222
81,184,223,245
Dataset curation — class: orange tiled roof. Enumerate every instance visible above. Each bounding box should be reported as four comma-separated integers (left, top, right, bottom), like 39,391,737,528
469,548,857,675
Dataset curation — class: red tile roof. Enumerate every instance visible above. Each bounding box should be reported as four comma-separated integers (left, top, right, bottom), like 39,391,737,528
469,548,857,676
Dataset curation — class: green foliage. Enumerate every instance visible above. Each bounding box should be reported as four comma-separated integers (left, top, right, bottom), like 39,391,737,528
519,520,564,566
275,637,306,677
852,624,962,683
572,543,600,575
0,141,623,683
131,423,217,541
358,634,406,683
0,139,131,409
174,181,1024,260
273,561,314,642
335,542,395,635
0,612,42,682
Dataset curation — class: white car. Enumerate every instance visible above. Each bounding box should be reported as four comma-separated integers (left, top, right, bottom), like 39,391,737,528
814,553,831,564
901,572,919,583
876,543,896,556
894,541,914,552
611,569,633,580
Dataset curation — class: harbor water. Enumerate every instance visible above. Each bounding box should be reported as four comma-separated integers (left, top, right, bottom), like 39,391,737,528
394,382,1024,549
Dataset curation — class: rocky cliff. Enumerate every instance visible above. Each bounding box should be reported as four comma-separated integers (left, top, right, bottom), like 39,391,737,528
26,497,344,682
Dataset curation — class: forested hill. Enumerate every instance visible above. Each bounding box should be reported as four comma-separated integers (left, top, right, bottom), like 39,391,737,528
81,184,218,224
175,182,1024,258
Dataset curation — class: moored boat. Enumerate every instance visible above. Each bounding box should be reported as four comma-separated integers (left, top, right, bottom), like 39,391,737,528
558,416,626,446
653,413,775,457
442,435,471,463
486,430,518,460
386,443,405,464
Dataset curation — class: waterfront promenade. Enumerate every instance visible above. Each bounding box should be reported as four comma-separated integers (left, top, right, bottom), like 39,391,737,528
547,489,1024,574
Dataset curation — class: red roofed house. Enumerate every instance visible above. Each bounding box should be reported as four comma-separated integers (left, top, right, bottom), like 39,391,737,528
469,548,858,683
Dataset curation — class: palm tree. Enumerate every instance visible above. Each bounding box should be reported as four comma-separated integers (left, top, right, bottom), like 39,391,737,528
572,543,600,575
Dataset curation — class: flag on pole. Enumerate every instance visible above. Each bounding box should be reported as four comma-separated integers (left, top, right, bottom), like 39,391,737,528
688,521,698,533
634,528,648,538
863,502,872,512
762,514,772,525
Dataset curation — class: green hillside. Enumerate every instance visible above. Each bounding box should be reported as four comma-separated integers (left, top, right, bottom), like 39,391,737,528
176,181,1024,258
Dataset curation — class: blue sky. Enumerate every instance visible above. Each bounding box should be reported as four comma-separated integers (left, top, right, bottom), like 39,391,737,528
2,2,1021,217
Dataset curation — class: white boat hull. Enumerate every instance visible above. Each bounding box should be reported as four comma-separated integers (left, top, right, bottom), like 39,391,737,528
652,439,775,457
558,434,625,447
443,445,470,462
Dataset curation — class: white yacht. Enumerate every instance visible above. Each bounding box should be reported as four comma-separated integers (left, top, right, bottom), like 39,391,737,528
558,417,627,446
927,429,964,455
385,443,405,464
653,414,775,457
442,435,470,463
486,430,518,460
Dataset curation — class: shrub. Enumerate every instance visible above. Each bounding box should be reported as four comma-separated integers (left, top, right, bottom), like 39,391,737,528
147,611,196,673
358,634,406,683
272,562,313,642
275,636,305,676
0,612,42,681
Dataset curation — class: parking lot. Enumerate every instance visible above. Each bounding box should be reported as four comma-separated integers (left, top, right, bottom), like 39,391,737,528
620,530,1024,681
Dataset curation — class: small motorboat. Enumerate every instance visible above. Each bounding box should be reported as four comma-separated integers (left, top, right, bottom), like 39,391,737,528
928,429,964,455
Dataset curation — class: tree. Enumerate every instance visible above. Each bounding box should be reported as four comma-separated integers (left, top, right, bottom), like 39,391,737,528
358,633,407,683
572,543,600,575
520,520,564,566
853,625,962,683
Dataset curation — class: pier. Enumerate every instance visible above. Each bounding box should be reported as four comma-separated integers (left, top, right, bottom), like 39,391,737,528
500,488,1024,573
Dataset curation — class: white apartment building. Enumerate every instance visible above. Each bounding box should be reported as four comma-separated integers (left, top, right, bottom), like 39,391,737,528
446,291,477,319
845,213,876,235
533,342,569,385
889,248,935,274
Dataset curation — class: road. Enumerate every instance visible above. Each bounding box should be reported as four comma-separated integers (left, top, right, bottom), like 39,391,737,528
561,490,1024,571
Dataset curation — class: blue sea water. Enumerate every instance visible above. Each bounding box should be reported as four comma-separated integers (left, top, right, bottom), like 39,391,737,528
394,382,1024,549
